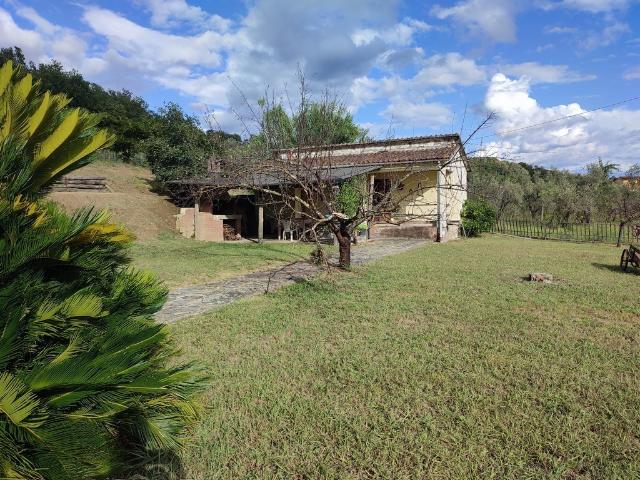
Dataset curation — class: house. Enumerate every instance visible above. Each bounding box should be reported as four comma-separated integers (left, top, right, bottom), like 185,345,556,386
614,176,640,188
171,134,468,242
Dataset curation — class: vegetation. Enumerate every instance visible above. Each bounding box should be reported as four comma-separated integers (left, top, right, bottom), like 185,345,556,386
255,98,368,150
0,47,154,161
461,198,496,236
0,61,200,479
0,46,239,170
131,235,323,288
469,156,640,224
172,235,640,478
143,103,215,183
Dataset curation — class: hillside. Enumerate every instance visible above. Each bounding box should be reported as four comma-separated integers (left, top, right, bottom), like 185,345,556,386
48,161,178,241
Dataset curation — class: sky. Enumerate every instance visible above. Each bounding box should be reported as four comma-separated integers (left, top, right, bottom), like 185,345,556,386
0,0,639,170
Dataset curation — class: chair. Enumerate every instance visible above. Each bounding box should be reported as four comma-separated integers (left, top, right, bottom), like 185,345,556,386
281,220,296,241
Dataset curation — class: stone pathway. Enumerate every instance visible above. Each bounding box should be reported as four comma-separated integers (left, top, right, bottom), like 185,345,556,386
155,239,427,323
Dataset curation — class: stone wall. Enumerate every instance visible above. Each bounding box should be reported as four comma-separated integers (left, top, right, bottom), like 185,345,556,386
369,221,460,242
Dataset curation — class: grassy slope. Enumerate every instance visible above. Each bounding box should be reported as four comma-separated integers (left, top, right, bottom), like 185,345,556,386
131,236,319,288
48,160,177,240
172,236,640,479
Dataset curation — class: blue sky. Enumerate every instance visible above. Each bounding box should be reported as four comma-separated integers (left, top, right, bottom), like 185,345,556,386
1,0,639,169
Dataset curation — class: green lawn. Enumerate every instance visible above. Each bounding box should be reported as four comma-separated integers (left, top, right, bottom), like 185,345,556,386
171,235,640,479
130,235,318,287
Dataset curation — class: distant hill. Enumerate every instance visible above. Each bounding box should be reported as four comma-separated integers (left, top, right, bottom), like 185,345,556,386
48,160,178,241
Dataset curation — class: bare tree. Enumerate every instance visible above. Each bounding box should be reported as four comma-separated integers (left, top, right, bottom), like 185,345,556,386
201,74,481,269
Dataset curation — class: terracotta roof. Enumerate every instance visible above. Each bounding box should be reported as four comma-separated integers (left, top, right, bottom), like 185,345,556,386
275,134,462,154
319,146,455,167
276,134,464,167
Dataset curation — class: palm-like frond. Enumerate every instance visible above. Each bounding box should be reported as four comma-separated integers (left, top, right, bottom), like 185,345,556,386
0,60,203,479
0,61,115,196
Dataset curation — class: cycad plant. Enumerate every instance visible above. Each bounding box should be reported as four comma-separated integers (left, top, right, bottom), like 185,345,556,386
0,61,201,479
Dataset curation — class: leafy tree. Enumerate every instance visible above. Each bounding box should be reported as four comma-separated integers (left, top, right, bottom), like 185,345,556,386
336,176,367,217
296,101,368,146
254,100,368,150
0,46,157,161
0,61,200,479
144,102,215,183
469,156,631,225
461,199,496,236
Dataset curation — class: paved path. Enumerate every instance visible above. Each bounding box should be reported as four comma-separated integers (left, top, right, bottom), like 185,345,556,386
155,239,427,324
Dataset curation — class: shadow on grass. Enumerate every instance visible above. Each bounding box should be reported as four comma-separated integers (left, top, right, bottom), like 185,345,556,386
126,450,186,480
592,262,640,275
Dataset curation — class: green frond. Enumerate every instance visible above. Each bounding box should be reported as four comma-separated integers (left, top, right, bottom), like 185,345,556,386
11,74,32,107
0,60,203,479
27,91,51,137
33,108,79,166
0,372,44,429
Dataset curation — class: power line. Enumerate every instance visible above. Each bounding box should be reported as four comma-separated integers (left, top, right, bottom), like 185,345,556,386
476,94,640,141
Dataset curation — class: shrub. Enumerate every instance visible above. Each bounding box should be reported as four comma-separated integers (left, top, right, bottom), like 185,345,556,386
0,61,201,479
461,199,496,237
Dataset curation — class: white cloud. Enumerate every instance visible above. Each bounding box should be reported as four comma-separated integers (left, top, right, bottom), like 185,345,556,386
431,0,519,43
559,0,631,12
623,67,640,79
382,99,453,129
544,25,578,34
82,7,235,70
416,53,486,86
583,20,630,49
480,73,640,169
136,0,232,31
499,62,596,84
348,52,486,113
0,6,101,74
0,8,46,62
351,18,431,47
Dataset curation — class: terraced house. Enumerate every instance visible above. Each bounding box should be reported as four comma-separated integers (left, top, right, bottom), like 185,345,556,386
173,134,468,243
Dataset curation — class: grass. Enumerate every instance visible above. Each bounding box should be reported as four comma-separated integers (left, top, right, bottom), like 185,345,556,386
130,234,319,287
170,235,640,479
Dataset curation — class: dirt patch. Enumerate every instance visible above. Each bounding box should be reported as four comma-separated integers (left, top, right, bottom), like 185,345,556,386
48,161,177,241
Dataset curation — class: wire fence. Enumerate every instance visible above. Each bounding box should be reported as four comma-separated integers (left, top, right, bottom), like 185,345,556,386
492,219,638,245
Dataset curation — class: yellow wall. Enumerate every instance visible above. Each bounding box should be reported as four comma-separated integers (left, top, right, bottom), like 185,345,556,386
372,160,466,223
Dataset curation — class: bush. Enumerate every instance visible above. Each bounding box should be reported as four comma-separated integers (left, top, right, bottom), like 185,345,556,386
0,61,201,479
461,199,496,237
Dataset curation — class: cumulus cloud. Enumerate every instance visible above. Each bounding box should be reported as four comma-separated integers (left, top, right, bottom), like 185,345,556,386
82,7,235,70
431,0,519,43
348,52,486,118
499,62,596,84
479,73,640,169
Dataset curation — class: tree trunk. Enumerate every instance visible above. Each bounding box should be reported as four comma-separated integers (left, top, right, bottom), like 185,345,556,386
336,227,352,269
617,221,625,247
